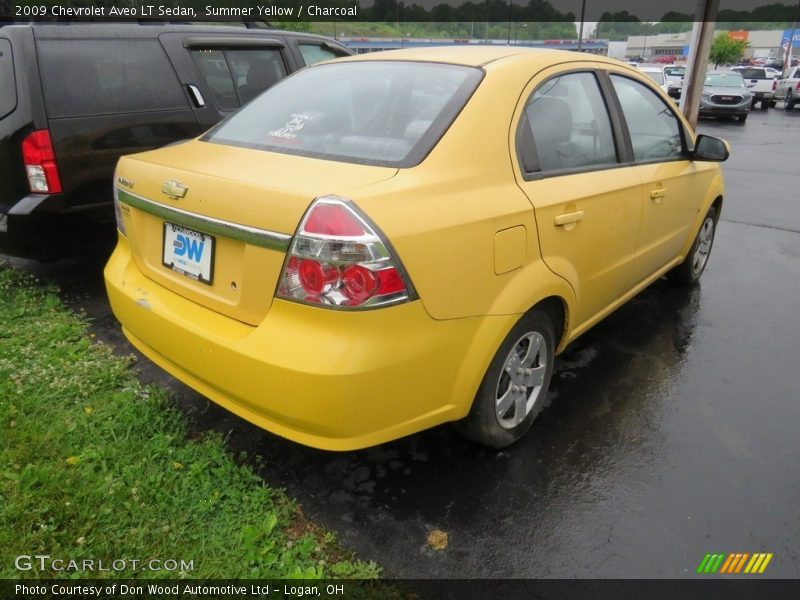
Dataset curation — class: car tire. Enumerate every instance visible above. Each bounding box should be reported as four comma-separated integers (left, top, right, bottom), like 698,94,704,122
455,309,556,449
760,99,769,110
668,206,717,286
786,92,796,110
770,100,777,107
737,113,748,123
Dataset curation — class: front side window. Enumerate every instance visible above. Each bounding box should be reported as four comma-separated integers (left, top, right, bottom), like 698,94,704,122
297,43,349,66
521,71,617,173
204,61,482,168
610,75,685,163
191,47,288,109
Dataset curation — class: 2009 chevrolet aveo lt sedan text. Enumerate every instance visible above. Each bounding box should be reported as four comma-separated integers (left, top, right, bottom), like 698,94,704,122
105,47,729,450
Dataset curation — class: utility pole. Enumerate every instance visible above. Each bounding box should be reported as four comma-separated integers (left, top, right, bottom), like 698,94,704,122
507,0,513,45
577,0,586,51
680,0,720,129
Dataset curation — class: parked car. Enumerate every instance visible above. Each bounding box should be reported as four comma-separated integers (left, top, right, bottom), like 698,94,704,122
774,65,800,110
654,55,678,64
730,66,776,108
105,48,729,450
0,23,351,261
700,71,753,123
639,67,669,94
664,66,686,98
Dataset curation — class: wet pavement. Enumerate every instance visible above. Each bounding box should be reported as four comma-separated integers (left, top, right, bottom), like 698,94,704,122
4,107,800,578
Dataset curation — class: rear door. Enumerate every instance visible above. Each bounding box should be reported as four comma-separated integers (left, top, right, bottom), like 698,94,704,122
35,33,200,209
514,66,642,330
160,32,296,127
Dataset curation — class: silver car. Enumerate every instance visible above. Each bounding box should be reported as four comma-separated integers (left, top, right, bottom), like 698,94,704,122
700,71,753,123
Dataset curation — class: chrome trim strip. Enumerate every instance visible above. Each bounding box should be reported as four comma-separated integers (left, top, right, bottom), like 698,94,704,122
117,189,292,252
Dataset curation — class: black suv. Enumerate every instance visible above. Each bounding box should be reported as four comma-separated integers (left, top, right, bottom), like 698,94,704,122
0,23,351,260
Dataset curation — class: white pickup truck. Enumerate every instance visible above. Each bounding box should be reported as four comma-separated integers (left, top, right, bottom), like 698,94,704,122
731,67,777,109
774,65,800,110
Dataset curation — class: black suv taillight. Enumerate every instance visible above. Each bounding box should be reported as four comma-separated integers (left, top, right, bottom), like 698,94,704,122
21,129,62,194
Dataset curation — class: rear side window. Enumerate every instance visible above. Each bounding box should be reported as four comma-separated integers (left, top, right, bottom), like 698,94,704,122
204,61,482,168
0,39,16,119
297,43,348,66
38,40,186,118
192,47,287,109
521,72,617,173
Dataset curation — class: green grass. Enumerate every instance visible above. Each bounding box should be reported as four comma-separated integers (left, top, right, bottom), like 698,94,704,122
0,266,380,579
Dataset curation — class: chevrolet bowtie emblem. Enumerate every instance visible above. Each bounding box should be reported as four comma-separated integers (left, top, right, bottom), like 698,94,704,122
161,180,188,200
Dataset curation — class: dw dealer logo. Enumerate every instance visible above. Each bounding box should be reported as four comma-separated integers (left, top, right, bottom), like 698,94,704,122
697,552,774,574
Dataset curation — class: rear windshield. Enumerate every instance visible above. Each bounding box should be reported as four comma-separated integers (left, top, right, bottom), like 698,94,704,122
664,67,685,77
37,39,187,118
204,61,483,168
734,68,766,79
0,39,16,119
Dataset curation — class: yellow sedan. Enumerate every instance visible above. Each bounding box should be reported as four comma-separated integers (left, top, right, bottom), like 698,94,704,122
105,47,729,450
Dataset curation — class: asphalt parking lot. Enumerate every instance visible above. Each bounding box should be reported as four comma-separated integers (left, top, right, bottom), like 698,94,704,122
4,106,800,578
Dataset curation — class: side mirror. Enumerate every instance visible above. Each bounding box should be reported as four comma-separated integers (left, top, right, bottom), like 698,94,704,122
693,134,730,162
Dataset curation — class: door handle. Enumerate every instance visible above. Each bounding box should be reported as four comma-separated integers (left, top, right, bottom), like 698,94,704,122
554,210,584,226
650,188,667,202
187,84,206,108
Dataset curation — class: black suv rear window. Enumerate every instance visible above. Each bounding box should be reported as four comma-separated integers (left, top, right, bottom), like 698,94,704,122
0,39,16,119
37,39,187,118
204,61,483,168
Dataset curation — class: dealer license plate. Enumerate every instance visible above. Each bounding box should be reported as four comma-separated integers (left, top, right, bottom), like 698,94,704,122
162,223,215,285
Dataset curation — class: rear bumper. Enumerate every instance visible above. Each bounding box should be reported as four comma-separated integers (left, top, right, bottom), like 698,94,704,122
0,194,114,260
104,235,514,450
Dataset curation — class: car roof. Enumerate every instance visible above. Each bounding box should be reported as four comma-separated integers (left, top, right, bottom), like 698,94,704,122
335,46,615,69
639,67,662,72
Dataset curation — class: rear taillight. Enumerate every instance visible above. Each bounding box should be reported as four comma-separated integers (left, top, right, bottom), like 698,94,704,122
277,196,414,309
772,79,777,91
796,81,800,91
21,130,62,194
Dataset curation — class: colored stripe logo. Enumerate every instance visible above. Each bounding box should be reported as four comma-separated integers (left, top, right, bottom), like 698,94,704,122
697,553,773,574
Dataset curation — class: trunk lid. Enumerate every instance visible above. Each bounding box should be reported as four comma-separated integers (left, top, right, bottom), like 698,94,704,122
117,140,398,325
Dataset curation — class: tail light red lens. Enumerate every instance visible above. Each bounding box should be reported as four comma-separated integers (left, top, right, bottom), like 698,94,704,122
303,203,366,236
772,79,777,91
21,130,62,194
277,196,415,309
796,81,800,91
342,264,378,303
